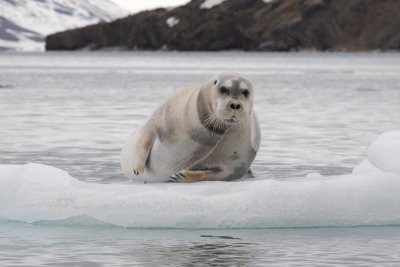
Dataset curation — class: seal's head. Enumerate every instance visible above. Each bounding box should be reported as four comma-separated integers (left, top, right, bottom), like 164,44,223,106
210,73,254,125
197,73,254,135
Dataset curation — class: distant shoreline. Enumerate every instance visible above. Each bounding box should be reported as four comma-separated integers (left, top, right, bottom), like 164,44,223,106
2,50,400,54
45,0,400,53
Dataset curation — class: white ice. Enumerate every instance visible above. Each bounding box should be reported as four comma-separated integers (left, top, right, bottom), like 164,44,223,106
368,131,400,175
1,131,400,229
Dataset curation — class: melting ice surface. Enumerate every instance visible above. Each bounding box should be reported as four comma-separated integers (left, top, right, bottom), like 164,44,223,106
1,131,400,229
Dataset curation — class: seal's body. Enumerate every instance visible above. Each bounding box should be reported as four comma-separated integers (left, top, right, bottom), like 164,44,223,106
121,73,260,182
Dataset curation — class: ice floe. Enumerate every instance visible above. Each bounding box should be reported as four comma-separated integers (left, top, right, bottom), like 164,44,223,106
0,131,399,229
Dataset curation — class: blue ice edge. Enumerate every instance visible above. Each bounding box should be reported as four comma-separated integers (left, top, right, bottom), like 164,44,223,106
1,131,400,229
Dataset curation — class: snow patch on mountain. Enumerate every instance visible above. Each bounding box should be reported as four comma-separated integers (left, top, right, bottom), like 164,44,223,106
199,0,275,10
166,17,180,28
200,0,227,9
0,0,128,51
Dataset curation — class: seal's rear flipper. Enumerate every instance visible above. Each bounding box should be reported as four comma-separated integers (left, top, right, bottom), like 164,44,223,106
169,169,223,182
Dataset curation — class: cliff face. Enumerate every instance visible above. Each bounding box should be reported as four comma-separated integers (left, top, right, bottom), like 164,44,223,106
46,0,400,51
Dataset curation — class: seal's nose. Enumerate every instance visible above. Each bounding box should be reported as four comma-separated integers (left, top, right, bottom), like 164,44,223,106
229,101,242,110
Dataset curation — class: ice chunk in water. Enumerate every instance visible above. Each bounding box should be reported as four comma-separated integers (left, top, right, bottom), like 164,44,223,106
368,131,400,175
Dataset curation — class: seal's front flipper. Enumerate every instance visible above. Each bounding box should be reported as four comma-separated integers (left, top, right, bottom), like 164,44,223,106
133,127,155,176
169,169,223,182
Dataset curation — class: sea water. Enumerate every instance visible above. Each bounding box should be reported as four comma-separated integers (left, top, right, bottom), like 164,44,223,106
1,52,400,266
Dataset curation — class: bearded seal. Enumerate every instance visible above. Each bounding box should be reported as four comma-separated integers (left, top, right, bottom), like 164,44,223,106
121,73,261,182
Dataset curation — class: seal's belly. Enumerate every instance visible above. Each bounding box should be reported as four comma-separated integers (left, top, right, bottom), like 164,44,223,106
143,134,254,182
144,138,206,179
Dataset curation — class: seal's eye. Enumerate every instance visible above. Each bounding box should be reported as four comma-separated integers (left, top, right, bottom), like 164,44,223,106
220,86,230,95
242,89,249,98
214,80,217,85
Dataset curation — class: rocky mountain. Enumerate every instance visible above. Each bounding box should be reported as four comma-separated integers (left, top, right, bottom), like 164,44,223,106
46,0,400,52
0,0,128,51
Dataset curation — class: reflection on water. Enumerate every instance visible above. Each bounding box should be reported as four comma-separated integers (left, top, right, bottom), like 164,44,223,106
2,223,400,266
136,235,257,267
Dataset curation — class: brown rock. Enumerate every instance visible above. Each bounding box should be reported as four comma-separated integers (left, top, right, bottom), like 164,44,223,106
45,0,400,51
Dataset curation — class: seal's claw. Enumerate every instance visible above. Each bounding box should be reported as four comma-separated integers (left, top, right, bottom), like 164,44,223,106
168,174,179,182
169,172,186,182
133,164,145,176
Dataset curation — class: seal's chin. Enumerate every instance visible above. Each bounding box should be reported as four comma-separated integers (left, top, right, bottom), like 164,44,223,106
225,116,239,124
215,109,242,124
